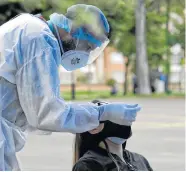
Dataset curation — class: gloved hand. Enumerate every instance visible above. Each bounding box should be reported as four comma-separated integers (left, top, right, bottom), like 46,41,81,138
98,103,141,126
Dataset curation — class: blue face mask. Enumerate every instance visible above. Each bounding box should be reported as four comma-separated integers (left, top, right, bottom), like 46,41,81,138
108,137,127,145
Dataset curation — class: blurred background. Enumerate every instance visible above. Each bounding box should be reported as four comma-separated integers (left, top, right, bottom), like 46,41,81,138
0,0,185,100
0,0,185,171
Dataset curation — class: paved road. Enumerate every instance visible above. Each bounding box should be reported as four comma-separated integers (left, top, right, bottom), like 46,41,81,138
17,98,185,171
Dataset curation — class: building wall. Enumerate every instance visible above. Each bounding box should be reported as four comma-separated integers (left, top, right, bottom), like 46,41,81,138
103,47,126,84
59,66,74,85
95,52,105,83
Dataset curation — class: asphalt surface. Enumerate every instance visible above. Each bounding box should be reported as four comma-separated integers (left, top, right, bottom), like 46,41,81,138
17,98,185,171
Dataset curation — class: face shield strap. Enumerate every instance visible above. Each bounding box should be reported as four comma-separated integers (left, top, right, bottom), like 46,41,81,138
53,24,65,56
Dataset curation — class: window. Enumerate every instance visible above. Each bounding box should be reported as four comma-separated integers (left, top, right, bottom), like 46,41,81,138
110,52,124,64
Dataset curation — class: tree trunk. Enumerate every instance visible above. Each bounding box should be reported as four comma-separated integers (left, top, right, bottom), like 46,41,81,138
135,0,151,94
71,72,76,100
165,0,171,94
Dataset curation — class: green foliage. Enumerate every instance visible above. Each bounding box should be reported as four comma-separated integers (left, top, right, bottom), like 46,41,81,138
22,0,48,11
75,0,184,70
61,90,185,100
77,75,88,84
146,10,167,67
17,0,184,69
106,79,116,87
8,0,23,2
169,21,185,51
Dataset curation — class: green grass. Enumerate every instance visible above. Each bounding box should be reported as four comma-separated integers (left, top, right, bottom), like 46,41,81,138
61,90,185,100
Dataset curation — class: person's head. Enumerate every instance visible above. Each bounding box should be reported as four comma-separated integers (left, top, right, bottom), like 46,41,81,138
73,122,132,165
48,4,110,71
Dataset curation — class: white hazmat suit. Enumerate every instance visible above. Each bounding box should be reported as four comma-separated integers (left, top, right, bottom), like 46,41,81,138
0,14,100,170
0,11,140,170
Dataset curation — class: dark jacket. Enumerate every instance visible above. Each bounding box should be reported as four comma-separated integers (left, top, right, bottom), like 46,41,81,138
73,147,153,171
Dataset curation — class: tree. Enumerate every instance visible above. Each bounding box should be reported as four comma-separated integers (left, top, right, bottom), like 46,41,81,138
8,0,184,95
135,0,151,94
76,0,136,95
146,0,185,93
103,0,136,95
146,9,167,69
0,1,27,25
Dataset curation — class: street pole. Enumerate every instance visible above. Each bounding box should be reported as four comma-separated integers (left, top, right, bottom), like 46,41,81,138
124,56,128,95
88,64,91,96
71,71,75,100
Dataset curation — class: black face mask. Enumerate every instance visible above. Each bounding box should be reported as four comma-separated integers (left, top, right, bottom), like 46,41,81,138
79,100,132,157
80,120,132,145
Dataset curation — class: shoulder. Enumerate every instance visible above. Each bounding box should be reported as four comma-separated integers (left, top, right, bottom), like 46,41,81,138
125,150,153,170
73,151,104,171
22,14,51,37
73,159,104,171
125,149,146,160
1,13,50,37
1,13,58,50
21,14,58,46
19,14,60,61
5,14,57,51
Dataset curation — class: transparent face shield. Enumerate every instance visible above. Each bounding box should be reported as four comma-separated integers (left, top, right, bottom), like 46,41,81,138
66,28,108,56
72,35,110,64
87,39,109,64
53,10,110,71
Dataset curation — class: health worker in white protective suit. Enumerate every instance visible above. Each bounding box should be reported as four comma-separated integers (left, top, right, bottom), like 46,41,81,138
0,4,141,170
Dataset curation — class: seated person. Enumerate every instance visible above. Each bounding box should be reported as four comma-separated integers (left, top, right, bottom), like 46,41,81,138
72,101,153,171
